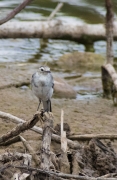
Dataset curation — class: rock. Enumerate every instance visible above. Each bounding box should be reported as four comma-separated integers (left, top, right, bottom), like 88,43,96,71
54,76,77,98
49,51,105,72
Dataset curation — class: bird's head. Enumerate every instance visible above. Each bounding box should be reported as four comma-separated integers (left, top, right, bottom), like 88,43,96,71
39,66,51,74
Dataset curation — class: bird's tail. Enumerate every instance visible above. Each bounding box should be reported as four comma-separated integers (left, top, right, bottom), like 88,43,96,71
43,100,52,112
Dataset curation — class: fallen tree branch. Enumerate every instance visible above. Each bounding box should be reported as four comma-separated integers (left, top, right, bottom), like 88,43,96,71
0,135,21,146
0,20,117,43
0,112,42,144
0,0,33,25
68,133,117,141
0,111,81,149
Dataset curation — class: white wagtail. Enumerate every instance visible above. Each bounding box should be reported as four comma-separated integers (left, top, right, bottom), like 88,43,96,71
31,66,54,112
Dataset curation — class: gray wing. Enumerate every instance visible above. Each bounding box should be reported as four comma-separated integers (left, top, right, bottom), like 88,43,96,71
50,73,54,89
31,72,38,88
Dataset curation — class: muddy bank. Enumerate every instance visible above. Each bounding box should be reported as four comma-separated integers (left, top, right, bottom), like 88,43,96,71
0,53,117,178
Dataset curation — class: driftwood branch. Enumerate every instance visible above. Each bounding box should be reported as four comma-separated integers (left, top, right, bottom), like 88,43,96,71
0,112,42,144
0,136,21,146
48,3,63,21
20,135,40,166
0,0,33,25
0,111,81,150
68,133,117,141
0,20,117,43
40,112,54,171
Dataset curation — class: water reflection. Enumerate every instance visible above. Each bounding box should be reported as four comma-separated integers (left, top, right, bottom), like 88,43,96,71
0,0,117,63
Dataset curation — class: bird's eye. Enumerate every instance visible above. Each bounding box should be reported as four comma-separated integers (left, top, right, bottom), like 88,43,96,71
41,68,44,71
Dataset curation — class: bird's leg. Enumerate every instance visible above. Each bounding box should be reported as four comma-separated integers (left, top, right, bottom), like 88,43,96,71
47,99,52,112
37,100,41,111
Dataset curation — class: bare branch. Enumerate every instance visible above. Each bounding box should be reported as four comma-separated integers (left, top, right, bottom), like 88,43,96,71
0,0,33,25
48,2,63,21
0,110,81,150
0,112,41,144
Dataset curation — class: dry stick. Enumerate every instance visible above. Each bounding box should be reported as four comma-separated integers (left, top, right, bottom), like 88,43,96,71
105,0,114,65
0,136,21,146
0,112,42,144
48,2,63,21
61,109,67,152
68,133,117,141
0,111,81,149
19,135,40,167
0,0,33,25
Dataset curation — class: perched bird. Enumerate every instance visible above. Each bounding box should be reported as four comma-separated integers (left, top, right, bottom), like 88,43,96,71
31,66,54,112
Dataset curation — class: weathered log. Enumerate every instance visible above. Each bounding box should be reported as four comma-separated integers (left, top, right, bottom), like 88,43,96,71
39,112,54,180
0,20,117,43
0,111,82,149
40,112,54,170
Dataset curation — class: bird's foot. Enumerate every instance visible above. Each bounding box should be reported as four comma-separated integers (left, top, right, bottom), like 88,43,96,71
44,111,54,119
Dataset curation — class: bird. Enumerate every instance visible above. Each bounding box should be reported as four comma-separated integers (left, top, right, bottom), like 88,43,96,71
31,66,54,112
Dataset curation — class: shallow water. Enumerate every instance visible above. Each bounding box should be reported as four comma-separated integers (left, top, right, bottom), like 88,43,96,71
0,0,116,99
0,0,117,63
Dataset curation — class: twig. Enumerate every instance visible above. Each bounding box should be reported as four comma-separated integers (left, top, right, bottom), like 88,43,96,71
0,0,33,25
48,3,63,21
0,112,41,144
61,109,67,152
68,133,117,140
20,135,40,166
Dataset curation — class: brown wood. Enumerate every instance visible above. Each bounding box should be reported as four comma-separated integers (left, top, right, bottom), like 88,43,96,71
40,112,54,170
0,110,82,150
101,64,117,101
0,112,42,144
105,0,114,64
20,135,40,167
69,133,117,141
39,112,54,180
0,0,33,25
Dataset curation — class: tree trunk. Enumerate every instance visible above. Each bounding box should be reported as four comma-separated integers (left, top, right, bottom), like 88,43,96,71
105,0,114,64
